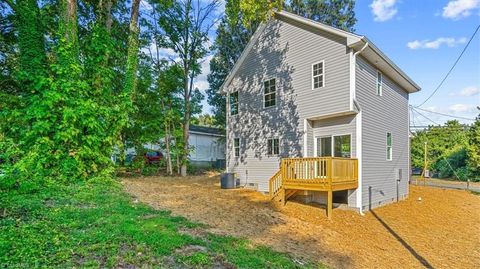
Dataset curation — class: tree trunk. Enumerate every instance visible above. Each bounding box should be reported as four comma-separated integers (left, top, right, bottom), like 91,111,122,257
105,0,114,32
164,116,173,175
123,0,141,98
181,72,190,177
12,0,46,84
60,0,79,54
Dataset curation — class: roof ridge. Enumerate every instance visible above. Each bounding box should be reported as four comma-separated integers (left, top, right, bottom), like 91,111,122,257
275,10,363,39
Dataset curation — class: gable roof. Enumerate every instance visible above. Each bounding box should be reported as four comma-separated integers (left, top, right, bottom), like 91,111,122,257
220,10,421,94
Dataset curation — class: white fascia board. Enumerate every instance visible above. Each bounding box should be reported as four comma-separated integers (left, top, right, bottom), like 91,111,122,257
274,11,363,46
350,38,421,93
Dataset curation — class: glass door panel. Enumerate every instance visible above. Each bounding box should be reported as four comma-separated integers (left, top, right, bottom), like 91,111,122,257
333,135,351,158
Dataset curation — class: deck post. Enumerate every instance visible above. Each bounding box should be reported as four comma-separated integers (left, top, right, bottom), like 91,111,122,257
327,190,333,219
282,188,287,206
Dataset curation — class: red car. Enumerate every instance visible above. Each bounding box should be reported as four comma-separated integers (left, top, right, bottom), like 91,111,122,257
144,151,163,164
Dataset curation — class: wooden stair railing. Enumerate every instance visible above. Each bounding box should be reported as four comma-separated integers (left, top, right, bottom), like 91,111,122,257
268,170,282,198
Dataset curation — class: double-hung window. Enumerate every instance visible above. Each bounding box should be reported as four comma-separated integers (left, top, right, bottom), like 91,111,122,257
312,61,325,89
267,138,279,155
386,132,392,161
230,91,238,115
234,138,240,157
376,71,383,96
263,78,276,108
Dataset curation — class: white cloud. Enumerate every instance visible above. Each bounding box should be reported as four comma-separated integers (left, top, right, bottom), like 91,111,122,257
140,0,153,10
448,103,477,113
450,86,480,96
442,0,480,19
407,37,467,49
370,0,398,22
193,54,213,92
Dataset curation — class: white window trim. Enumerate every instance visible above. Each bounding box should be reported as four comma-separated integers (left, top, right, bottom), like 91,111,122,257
229,91,239,116
376,70,383,96
233,137,240,158
263,77,277,109
267,137,280,156
312,60,326,90
386,132,392,161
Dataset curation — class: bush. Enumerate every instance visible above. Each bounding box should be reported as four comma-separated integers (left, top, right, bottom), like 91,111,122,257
434,148,468,179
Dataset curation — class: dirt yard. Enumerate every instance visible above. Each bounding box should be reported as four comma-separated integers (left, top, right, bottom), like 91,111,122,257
123,174,480,269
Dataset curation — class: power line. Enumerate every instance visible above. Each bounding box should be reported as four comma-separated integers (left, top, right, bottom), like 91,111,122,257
416,24,480,107
411,107,439,125
413,106,476,121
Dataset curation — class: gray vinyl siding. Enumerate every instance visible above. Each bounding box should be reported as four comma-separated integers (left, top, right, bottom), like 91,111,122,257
356,57,410,210
312,115,356,157
226,17,351,192
312,115,357,206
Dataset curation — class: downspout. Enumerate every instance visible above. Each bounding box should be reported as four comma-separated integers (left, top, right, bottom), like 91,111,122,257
352,41,368,216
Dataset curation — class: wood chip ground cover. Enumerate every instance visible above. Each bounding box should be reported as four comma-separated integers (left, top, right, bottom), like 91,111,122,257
123,175,480,269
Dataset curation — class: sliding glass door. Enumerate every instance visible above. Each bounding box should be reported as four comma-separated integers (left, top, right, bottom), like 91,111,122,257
315,135,351,158
316,137,332,157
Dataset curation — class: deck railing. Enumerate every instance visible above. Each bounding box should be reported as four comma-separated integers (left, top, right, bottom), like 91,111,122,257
281,157,358,187
268,170,282,198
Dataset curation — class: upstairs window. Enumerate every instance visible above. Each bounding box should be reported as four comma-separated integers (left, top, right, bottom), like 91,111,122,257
230,91,238,115
263,78,276,108
386,132,392,161
312,61,325,89
234,138,240,157
376,71,383,96
267,138,279,155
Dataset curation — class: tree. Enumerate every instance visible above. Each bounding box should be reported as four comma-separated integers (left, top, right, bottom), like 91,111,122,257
410,120,476,181
191,114,218,127
123,0,141,112
155,0,218,176
467,109,480,178
0,0,141,185
285,0,357,31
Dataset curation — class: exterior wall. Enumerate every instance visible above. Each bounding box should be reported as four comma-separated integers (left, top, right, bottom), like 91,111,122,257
356,56,410,210
312,115,357,206
189,133,225,164
226,17,351,192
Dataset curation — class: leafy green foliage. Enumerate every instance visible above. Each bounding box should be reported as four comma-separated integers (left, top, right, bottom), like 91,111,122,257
411,117,480,181
0,1,135,185
285,0,357,31
466,112,480,176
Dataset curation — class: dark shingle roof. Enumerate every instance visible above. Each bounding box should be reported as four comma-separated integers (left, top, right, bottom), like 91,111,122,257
189,125,224,136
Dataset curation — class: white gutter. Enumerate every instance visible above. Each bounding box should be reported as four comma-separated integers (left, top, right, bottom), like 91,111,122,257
351,42,368,216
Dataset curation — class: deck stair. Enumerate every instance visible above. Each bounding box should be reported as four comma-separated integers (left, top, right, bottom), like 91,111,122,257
268,157,358,219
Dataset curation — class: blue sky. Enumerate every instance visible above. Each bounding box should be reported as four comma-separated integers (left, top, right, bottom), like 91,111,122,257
354,0,480,126
194,0,480,126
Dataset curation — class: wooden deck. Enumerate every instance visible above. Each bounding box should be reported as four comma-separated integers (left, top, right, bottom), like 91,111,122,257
269,157,358,219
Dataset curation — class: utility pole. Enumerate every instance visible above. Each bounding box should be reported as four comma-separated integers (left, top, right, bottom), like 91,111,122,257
422,141,428,186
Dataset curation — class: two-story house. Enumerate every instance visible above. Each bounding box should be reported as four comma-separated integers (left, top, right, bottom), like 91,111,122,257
221,11,420,217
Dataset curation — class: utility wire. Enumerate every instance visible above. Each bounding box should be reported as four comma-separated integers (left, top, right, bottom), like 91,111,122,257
416,24,480,107
413,106,476,121
411,107,439,125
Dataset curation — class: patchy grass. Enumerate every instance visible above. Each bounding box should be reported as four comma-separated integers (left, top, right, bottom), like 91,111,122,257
0,178,319,268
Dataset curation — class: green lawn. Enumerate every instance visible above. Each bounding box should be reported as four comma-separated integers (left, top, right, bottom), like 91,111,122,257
0,177,321,268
